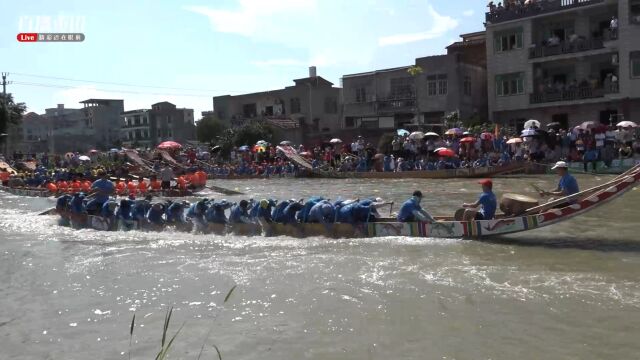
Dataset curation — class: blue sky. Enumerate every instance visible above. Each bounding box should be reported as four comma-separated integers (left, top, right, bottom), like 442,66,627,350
1,0,485,118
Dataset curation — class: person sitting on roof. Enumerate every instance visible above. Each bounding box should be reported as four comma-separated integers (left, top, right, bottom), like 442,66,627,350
397,191,435,223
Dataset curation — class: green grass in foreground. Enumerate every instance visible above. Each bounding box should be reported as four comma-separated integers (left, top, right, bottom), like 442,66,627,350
127,285,236,360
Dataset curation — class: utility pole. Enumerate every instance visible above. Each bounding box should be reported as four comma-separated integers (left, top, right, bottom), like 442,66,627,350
1,72,8,96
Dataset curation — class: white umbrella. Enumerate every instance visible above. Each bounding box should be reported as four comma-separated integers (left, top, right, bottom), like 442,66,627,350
521,128,538,137
279,140,292,145
397,129,410,136
425,132,440,137
434,147,449,152
524,119,541,129
329,138,342,144
617,121,638,128
580,121,597,130
256,140,269,146
506,137,523,144
409,131,425,140
78,155,91,161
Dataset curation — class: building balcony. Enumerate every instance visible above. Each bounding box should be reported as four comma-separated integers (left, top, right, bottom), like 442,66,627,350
376,99,417,115
529,37,607,59
529,83,619,104
486,0,604,25
121,124,150,129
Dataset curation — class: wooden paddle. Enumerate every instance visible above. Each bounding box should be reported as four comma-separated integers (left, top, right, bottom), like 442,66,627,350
524,165,640,215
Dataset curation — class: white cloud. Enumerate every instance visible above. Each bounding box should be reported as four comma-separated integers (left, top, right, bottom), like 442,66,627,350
463,9,474,17
251,58,307,67
378,5,459,46
184,0,316,36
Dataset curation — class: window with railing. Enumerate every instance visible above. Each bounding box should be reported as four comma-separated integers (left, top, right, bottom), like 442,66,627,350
355,87,367,103
494,28,523,53
437,74,448,95
427,75,437,96
632,51,640,78
389,77,414,99
496,73,525,96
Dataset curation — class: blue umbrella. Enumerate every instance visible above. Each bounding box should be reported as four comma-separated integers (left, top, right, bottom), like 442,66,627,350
238,145,249,152
397,129,410,136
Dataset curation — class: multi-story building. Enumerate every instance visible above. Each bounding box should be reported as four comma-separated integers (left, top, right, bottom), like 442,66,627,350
341,32,487,139
119,102,196,148
45,104,93,153
80,99,124,149
121,109,152,148
485,0,640,130
213,67,342,144
149,102,196,146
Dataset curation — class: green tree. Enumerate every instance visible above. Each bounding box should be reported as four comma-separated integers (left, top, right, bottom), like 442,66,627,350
0,93,27,136
232,122,273,147
196,115,228,144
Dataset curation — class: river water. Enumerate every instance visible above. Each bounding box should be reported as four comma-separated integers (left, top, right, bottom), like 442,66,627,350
1,174,639,360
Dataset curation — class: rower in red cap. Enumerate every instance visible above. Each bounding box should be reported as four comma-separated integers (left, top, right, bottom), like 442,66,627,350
461,179,497,221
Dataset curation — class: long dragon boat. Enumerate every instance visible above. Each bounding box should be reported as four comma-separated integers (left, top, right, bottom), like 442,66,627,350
0,185,205,198
48,166,640,239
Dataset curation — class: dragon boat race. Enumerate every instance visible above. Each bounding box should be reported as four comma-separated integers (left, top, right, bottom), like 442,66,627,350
3,0,640,358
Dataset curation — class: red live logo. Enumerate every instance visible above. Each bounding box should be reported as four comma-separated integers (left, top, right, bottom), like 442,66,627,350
17,33,38,42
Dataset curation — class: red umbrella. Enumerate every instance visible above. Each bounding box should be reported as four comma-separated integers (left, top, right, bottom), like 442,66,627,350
460,137,476,143
436,148,456,157
157,141,182,150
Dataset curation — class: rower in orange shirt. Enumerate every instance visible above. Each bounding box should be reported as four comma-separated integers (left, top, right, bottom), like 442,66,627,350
127,178,137,197
149,175,162,192
58,180,68,193
46,182,58,194
115,180,127,195
70,179,82,194
81,180,92,193
0,168,10,186
137,177,148,194
177,175,187,191
195,170,207,187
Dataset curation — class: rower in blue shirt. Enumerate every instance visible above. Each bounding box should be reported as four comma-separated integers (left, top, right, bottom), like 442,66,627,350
307,200,335,224
206,200,232,224
462,179,497,221
540,161,580,207
397,191,435,222
281,201,304,224
69,192,86,214
56,194,72,213
186,199,208,231
229,200,251,224
146,203,166,226
166,201,187,223
116,198,134,221
255,199,275,223
272,200,291,223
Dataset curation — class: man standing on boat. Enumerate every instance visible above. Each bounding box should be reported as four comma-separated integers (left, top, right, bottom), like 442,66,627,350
540,161,579,198
397,191,435,223
461,179,497,221
160,165,174,190
87,170,114,214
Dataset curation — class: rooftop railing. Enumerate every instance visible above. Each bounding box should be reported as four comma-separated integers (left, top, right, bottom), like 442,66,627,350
486,0,604,24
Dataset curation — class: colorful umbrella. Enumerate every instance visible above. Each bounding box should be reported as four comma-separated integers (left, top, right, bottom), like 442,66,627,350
329,138,343,144
157,141,182,150
506,137,523,144
253,145,266,153
480,132,493,140
436,148,456,157
445,128,463,136
397,129,410,136
524,119,541,129
409,131,425,140
580,121,597,130
617,121,638,128
460,136,476,143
